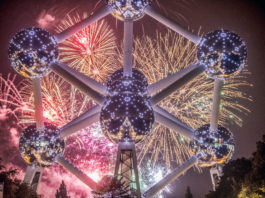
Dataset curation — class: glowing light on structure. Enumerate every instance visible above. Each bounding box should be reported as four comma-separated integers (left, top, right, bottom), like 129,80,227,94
197,29,247,79
190,124,235,167
134,30,252,168
106,0,152,21
8,27,58,78
56,12,119,83
100,69,154,143
19,122,65,167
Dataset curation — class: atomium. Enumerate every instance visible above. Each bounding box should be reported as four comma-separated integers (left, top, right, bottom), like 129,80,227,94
100,69,154,143
197,29,247,79
19,122,65,167
106,0,152,21
190,124,235,167
8,27,58,78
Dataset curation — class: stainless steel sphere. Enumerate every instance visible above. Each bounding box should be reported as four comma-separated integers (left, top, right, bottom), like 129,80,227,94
19,122,64,167
8,27,58,78
106,0,152,21
190,124,235,167
100,69,154,144
197,29,247,79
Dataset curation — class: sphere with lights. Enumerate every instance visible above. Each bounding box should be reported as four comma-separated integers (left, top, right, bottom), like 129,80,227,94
8,27,58,78
100,69,154,143
190,124,235,167
19,122,64,167
197,29,247,79
106,0,152,21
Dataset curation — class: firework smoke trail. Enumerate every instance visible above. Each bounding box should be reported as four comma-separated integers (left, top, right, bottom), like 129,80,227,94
56,12,120,83
134,30,252,168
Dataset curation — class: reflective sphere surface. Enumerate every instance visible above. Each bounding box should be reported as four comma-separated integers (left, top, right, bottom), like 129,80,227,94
191,124,235,167
8,27,58,78
106,0,152,21
19,122,64,167
100,69,154,143
197,30,247,79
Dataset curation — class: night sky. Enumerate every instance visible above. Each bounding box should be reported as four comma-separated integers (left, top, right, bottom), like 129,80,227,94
0,0,265,197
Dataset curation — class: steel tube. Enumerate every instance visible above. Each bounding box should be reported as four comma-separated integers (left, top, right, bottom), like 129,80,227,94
123,20,134,76
54,61,106,95
54,6,111,43
153,105,193,132
56,156,98,190
210,79,223,132
145,6,201,44
50,62,105,105
60,112,100,139
154,111,196,140
32,77,44,131
150,65,205,105
148,64,199,95
143,155,198,198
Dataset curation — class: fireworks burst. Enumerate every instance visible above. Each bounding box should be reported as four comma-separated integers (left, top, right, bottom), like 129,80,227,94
0,74,30,121
56,12,120,83
134,30,252,168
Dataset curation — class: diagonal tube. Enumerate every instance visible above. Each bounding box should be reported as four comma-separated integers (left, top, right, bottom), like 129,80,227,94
54,6,111,43
60,112,100,139
150,65,205,105
32,77,44,131
153,105,193,132
143,155,198,198
50,62,105,105
123,20,133,76
53,61,106,95
56,155,98,190
154,111,196,140
62,105,101,131
144,6,201,44
210,79,223,132
148,64,199,96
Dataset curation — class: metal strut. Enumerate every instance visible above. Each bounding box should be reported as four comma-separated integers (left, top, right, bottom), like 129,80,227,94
114,142,141,197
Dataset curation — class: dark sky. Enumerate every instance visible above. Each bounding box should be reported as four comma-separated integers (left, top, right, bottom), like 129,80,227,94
0,0,265,197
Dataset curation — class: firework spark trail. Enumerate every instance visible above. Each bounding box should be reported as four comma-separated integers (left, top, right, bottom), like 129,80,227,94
56,12,120,83
0,74,31,121
134,30,252,168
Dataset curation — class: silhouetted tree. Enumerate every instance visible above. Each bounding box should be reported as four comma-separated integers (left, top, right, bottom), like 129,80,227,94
55,180,70,198
185,186,193,198
0,159,39,198
205,135,265,198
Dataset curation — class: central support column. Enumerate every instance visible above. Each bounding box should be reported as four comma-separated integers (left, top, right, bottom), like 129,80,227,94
114,141,141,197
123,20,133,77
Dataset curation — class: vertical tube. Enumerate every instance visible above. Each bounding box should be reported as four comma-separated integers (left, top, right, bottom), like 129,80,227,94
32,77,44,131
143,155,198,198
210,79,223,132
123,20,133,76
144,6,201,44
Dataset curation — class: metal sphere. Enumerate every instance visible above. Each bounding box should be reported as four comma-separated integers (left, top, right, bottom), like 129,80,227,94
197,29,247,79
19,122,64,167
100,69,154,144
8,27,58,78
106,0,152,21
191,124,235,167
